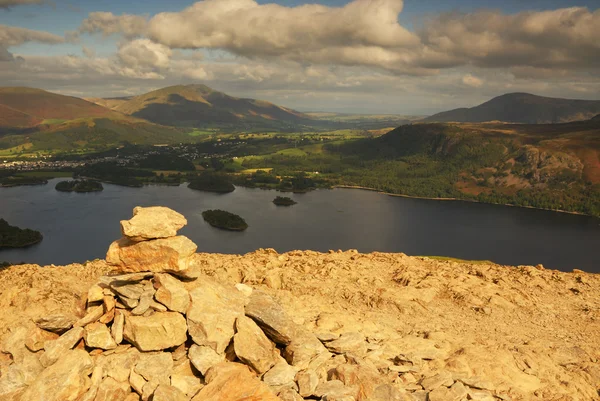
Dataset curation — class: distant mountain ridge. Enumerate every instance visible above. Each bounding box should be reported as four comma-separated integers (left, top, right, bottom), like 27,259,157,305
90,84,313,129
423,93,600,124
0,87,193,151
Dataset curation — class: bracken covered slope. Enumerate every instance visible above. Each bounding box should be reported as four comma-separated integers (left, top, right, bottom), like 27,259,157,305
0,250,598,400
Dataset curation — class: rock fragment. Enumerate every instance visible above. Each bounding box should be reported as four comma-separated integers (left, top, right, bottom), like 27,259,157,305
106,236,197,274
20,350,93,401
189,344,225,376
121,206,187,241
123,312,187,351
233,316,280,374
296,369,319,397
245,291,298,345
35,314,76,333
40,326,84,367
84,322,117,350
191,362,280,401
187,278,246,354
154,273,190,313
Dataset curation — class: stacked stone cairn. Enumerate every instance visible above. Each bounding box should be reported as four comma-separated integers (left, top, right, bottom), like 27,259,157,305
0,206,495,401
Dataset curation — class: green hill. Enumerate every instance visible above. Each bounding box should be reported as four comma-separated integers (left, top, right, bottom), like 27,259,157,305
424,93,600,124
109,84,314,130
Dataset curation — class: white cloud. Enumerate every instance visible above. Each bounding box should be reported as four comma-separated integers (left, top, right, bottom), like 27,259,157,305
118,39,171,70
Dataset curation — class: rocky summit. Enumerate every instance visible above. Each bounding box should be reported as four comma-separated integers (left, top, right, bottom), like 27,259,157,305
0,207,599,401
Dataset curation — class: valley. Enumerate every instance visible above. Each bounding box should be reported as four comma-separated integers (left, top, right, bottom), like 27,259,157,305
0,86,599,218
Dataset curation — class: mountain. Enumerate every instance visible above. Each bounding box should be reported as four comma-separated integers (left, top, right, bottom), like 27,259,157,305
423,93,600,124
0,87,122,131
0,87,194,152
97,84,313,129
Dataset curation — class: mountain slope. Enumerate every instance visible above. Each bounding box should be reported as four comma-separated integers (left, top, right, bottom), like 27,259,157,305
424,93,600,124
109,84,313,129
0,87,122,130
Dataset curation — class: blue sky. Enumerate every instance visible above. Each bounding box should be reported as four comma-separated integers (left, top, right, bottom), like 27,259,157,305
1,0,599,114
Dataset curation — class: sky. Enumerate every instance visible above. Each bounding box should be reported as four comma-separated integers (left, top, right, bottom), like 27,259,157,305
0,0,599,115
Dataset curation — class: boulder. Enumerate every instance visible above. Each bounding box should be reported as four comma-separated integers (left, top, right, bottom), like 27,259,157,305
19,350,93,401
87,284,105,303
35,313,76,333
106,236,197,274
154,273,190,313
187,278,246,354
84,322,117,350
123,312,187,351
191,362,280,401
233,316,279,374
244,291,298,345
189,344,225,376
40,326,84,367
121,206,187,241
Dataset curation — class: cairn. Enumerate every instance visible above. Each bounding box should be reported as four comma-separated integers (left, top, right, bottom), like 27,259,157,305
0,206,503,401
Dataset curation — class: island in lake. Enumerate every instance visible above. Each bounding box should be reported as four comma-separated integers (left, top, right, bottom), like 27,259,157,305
202,210,248,231
188,173,235,193
0,219,43,248
273,196,297,206
0,176,48,187
56,179,104,193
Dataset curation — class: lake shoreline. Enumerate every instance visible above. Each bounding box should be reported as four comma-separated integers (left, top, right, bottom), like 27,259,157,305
332,185,596,219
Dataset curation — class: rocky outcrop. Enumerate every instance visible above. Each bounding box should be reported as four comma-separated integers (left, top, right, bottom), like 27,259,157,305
0,207,599,401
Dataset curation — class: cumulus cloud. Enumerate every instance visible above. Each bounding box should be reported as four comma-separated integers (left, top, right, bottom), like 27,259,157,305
0,24,64,46
78,11,148,38
0,0,45,9
420,7,600,70
118,39,171,69
77,1,600,75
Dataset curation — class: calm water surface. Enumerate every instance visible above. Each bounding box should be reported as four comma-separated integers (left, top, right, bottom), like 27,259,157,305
1,179,599,272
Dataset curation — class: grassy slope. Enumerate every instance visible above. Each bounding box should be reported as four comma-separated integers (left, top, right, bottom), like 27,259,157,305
0,87,122,129
0,118,195,152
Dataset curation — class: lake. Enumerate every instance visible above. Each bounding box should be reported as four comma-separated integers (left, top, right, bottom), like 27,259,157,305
1,179,599,272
